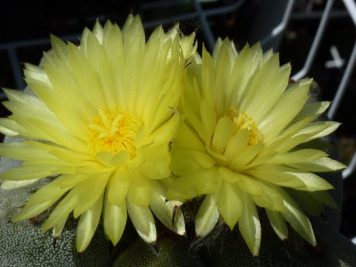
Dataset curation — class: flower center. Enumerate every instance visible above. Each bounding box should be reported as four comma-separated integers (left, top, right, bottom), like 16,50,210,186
227,110,261,146
88,109,141,158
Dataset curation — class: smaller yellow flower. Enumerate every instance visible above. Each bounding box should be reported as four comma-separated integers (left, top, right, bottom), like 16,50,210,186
0,15,196,252
168,39,345,255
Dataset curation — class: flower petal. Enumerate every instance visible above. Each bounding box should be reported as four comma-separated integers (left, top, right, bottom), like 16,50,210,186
0,166,58,181
211,117,234,154
259,79,311,143
0,142,56,162
200,99,217,140
229,43,263,107
216,182,242,229
224,129,249,159
280,191,316,246
252,183,285,211
73,174,109,218
1,179,39,190
266,209,288,240
103,199,127,246
41,190,78,232
167,168,219,201
288,157,346,172
127,171,152,207
267,149,327,165
107,169,130,206
241,55,290,123
127,202,157,243
150,189,185,236
195,194,219,237
171,149,215,176
174,122,205,151
277,121,340,153
249,165,333,191
76,193,103,252
139,146,171,179
238,192,261,256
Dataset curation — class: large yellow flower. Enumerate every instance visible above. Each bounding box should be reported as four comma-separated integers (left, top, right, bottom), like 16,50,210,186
0,16,195,252
167,39,345,255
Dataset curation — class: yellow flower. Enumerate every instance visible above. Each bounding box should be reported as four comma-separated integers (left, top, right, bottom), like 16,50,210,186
167,39,345,255
0,15,195,252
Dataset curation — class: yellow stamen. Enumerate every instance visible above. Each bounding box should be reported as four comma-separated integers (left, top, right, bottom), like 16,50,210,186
88,109,141,158
227,110,262,146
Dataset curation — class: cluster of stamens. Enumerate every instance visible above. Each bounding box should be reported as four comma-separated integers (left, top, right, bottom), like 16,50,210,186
88,109,141,158
226,109,261,147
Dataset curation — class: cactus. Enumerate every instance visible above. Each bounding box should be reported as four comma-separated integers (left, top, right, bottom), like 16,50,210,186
113,214,356,267
0,172,114,266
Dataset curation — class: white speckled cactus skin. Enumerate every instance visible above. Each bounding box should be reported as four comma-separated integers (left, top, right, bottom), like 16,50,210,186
0,178,77,266
0,152,113,266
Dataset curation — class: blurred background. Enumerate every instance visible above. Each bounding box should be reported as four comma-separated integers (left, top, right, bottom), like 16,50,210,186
0,0,355,245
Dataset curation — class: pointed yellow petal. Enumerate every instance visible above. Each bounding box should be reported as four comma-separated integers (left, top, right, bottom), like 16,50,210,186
268,149,327,165
107,169,130,206
195,195,219,237
1,179,39,190
12,175,79,221
222,170,264,196
216,182,242,230
42,191,78,232
150,189,185,236
3,89,59,130
224,130,249,159
252,183,284,211
127,202,157,243
260,79,311,143
242,56,290,123
148,113,179,146
294,101,330,122
289,157,346,172
0,165,57,180
296,121,341,142
0,118,19,136
280,191,316,246
27,174,87,206
50,34,67,58
278,121,341,152
103,199,127,246
0,142,56,162
211,117,234,154
249,165,333,191
93,20,104,44
127,171,152,207
238,192,261,256
73,174,109,218
200,99,217,139
13,199,55,222
230,143,264,171
52,213,70,237
76,194,103,252
266,209,288,240
230,43,263,107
